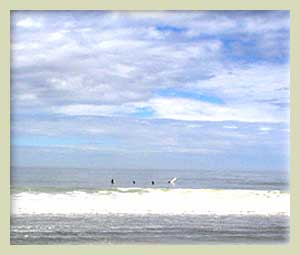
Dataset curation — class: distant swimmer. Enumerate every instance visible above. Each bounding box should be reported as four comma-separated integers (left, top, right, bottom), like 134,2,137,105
111,179,115,185
151,181,155,185
133,180,136,184
168,177,177,184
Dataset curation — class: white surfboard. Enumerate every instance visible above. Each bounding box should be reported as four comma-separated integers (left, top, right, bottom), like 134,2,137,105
169,177,177,184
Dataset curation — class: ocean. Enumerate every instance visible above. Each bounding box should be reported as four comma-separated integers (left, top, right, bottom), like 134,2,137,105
10,167,290,244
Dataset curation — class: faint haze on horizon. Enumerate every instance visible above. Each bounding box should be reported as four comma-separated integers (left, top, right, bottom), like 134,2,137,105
11,11,290,171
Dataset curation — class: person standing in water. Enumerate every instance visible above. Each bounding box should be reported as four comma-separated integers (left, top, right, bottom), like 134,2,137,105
111,179,115,185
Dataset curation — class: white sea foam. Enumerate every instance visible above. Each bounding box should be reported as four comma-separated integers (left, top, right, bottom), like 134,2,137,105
11,188,290,216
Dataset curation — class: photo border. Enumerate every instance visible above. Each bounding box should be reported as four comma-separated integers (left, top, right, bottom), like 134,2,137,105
1,0,299,254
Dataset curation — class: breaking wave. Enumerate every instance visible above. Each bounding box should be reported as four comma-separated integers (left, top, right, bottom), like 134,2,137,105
11,188,289,216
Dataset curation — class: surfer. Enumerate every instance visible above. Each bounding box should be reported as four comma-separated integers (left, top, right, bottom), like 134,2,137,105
151,181,155,185
133,180,136,184
111,179,115,185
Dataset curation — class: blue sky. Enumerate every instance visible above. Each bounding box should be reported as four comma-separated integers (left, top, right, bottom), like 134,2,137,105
11,11,290,170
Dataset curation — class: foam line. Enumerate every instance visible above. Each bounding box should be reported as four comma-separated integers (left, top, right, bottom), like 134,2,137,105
11,188,290,216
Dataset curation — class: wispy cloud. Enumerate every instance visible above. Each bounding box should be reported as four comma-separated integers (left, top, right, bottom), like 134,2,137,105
259,126,272,132
16,17,42,28
223,125,238,129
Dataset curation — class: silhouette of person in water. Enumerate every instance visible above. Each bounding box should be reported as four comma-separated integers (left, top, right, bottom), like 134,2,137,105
111,179,115,185
133,180,136,184
151,181,155,185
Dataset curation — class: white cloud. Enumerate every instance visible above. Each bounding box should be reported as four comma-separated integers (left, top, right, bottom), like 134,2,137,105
12,42,40,51
50,96,287,124
186,63,289,104
147,97,287,123
16,17,42,28
223,125,238,129
259,126,272,132
52,104,123,116
186,124,203,128
47,30,68,41
51,102,143,117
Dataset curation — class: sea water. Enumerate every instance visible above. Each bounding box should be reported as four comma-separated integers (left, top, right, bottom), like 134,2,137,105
10,167,289,244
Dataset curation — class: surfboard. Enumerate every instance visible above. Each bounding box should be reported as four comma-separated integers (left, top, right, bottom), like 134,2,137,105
169,177,177,184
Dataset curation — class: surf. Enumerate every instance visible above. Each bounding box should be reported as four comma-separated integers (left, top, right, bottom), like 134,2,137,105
11,188,290,216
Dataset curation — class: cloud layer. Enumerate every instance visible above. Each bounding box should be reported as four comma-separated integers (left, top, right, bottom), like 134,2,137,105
11,11,290,169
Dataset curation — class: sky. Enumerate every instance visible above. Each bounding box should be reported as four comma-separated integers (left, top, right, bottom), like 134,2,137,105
10,11,290,171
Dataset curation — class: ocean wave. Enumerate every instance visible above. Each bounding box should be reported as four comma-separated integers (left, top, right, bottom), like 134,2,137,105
11,188,290,216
